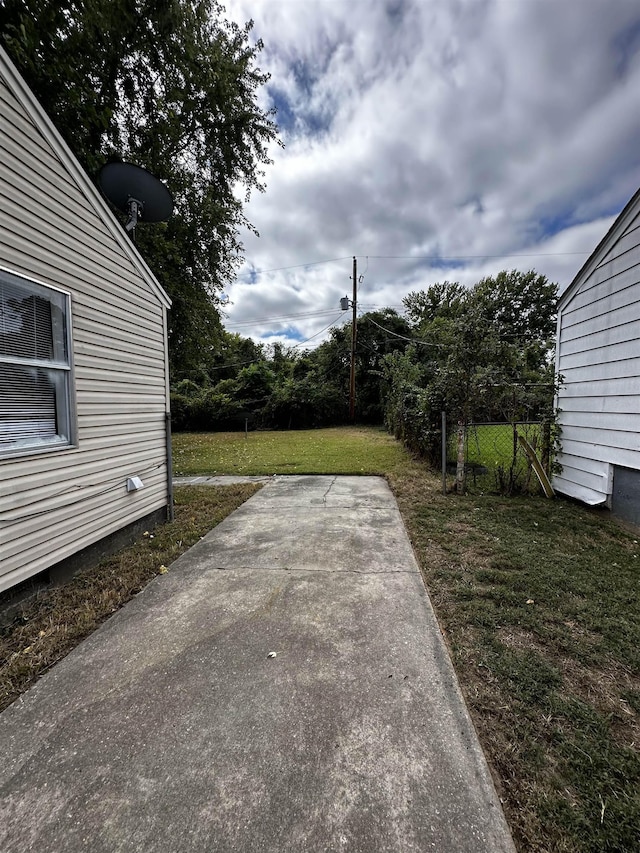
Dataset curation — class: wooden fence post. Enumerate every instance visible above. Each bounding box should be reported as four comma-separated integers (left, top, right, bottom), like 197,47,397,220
456,421,466,494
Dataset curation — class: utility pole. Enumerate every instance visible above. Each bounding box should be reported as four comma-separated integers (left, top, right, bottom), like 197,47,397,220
349,256,357,421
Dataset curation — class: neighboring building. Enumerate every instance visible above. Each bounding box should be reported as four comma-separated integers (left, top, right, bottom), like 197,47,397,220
0,47,172,594
554,187,640,525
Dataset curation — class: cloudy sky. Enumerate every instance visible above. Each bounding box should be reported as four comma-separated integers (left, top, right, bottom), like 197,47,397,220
223,0,640,349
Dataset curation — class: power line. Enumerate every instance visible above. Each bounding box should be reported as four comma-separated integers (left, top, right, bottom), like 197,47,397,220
207,358,261,372
241,256,352,276
225,307,343,327
365,315,445,348
367,251,589,260
292,312,348,348
239,249,590,279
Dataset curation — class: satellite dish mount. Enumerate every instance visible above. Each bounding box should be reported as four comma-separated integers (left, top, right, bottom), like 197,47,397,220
97,162,173,237
125,197,144,232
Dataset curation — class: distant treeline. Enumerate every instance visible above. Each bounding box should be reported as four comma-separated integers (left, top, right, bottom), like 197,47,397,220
171,270,559,469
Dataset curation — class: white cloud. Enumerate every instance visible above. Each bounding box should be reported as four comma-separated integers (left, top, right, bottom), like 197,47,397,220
223,0,640,348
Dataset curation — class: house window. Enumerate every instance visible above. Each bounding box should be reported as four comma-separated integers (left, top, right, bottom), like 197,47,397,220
0,269,74,456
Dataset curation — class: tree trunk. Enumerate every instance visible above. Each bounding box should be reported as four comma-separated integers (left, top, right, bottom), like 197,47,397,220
456,421,466,494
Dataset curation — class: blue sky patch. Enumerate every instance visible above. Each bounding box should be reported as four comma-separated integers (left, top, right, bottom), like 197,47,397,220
263,327,304,342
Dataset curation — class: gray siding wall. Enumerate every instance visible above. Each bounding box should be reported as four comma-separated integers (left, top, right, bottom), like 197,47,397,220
554,205,640,505
0,64,170,592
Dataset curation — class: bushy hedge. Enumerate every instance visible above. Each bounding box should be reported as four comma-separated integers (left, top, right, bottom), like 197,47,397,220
170,388,245,431
170,377,349,432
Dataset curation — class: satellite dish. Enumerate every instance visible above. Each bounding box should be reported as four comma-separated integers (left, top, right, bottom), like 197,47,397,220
97,162,173,232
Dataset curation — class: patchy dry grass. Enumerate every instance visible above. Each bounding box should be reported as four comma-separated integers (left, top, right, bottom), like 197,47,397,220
0,484,260,713
388,463,640,853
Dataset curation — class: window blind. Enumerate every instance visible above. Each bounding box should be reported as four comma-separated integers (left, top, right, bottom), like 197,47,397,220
0,363,57,447
0,271,71,454
0,278,59,361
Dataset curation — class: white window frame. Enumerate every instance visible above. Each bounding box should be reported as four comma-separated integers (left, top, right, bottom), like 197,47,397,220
0,266,75,458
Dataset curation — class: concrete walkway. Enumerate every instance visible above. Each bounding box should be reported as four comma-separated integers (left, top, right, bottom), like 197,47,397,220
0,476,515,853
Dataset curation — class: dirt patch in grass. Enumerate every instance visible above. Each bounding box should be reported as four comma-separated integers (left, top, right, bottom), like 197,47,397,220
0,484,260,713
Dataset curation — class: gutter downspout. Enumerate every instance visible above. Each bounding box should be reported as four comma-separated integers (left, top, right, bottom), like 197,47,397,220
162,306,174,521
165,411,174,521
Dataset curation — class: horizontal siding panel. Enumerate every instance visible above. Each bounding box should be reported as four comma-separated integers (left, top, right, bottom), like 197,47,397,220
562,275,639,328
0,159,129,268
555,201,640,511
74,345,165,372
75,362,165,382
0,439,166,496
0,209,158,312
70,430,167,456
0,167,128,279
559,339,640,371
558,376,640,397
0,99,72,189
78,421,165,441
558,411,640,433
560,303,640,350
74,328,165,358
77,411,168,429
1,485,168,586
567,249,640,313
73,327,164,365
556,453,610,477
557,424,640,452
76,390,166,407
598,216,640,266
558,437,640,471
553,475,607,505
556,462,610,493
76,402,163,419
558,394,639,414
73,309,164,351
75,374,166,394
558,357,640,384
3,471,167,557
0,126,123,247
1,451,166,506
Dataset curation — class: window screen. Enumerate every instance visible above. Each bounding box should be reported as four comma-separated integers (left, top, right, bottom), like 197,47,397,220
0,270,73,455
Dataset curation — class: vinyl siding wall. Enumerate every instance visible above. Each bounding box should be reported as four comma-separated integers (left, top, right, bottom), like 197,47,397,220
554,204,640,505
0,65,170,593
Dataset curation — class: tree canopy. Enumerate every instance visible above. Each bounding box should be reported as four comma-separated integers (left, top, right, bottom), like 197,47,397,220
0,0,280,375
384,270,559,474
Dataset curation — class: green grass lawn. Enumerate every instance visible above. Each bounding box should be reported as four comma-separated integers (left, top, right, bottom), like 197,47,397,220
463,423,542,466
397,481,640,853
173,426,413,477
448,423,545,494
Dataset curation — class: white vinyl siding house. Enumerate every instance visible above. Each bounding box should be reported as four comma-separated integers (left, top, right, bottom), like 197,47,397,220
554,187,640,522
0,47,172,593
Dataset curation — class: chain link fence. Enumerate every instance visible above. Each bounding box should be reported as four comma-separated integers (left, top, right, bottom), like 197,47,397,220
446,421,551,495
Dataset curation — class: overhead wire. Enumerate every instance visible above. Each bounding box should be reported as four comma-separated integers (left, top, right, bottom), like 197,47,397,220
365,251,589,260
239,248,590,280
225,307,344,328
291,312,349,348
365,315,446,347
241,256,352,275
